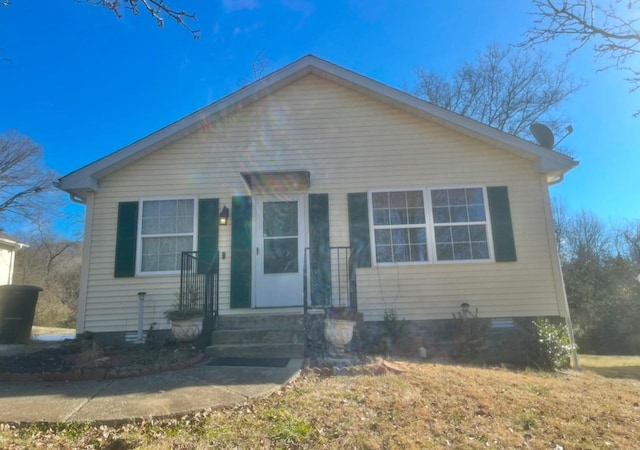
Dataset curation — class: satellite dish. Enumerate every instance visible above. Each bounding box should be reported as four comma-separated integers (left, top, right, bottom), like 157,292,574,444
530,123,555,149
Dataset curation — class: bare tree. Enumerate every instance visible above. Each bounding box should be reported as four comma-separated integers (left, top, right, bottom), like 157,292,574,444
0,131,59,224
523,0,640,94
414,45,578,141
565,209,610,263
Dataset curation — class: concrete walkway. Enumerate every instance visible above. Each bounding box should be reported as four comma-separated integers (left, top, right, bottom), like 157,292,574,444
0,359,303,424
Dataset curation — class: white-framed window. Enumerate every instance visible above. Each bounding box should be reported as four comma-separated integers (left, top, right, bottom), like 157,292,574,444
430,187,490,261
369,187,491,265
137,197,197,274
370,190,428,263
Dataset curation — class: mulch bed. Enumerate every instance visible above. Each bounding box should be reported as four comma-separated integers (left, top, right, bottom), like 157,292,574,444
0,339,206,382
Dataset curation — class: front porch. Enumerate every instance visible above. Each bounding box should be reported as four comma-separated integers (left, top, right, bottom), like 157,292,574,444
178,247,359,358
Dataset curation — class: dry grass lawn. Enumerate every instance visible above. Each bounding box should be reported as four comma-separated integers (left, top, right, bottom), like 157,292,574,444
1,358,639,449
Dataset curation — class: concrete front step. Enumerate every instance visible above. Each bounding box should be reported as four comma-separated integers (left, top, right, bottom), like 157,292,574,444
206,314,307,358
215,314,304,331
211,328,305,345
205,343,305,359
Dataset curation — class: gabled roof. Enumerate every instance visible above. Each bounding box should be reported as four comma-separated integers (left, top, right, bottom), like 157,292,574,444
56,55,578,200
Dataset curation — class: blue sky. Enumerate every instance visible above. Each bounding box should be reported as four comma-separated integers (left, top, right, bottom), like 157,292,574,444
1,0,638,236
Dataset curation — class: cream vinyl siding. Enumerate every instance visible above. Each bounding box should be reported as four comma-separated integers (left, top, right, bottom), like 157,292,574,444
81,74,563,332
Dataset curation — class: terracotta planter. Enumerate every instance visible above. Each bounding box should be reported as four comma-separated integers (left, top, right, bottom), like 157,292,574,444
324,319,355,349
170,317,203,342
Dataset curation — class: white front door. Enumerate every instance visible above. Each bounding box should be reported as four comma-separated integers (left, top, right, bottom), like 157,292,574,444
254,194,306,307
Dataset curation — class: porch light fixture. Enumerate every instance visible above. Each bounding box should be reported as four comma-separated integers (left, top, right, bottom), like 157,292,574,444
219,205,229,226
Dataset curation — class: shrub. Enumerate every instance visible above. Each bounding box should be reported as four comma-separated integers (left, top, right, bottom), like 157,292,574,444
528,318,575,371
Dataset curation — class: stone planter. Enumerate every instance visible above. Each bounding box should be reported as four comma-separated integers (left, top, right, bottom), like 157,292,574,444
170,316,203,342
324,319,356,353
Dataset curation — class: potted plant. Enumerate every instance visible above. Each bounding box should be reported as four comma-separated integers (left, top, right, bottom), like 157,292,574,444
166,286,204,342
324,307,358,354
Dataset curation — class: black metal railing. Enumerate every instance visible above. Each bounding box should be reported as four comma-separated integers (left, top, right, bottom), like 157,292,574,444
303,246,357,314
179,251,219,320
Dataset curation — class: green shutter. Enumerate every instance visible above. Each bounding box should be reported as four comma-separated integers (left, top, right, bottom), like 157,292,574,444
230,195,253,308
487,186,517,262
114,201,138,278
198,198,219,273
309,194,331,306
347,193,372,268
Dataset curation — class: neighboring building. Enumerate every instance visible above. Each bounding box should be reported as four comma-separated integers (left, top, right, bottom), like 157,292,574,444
0,232,27,285
56,56,577,358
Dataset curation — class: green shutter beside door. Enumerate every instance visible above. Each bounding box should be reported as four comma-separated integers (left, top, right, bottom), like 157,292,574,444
487,186,517,262
114,201,138,277
309,193,331,306
198,198,219,273
347,193,372,268
230,195,253,308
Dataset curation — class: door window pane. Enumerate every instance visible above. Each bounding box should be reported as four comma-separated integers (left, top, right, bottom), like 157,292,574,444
263,201,298,237
264,237,298,274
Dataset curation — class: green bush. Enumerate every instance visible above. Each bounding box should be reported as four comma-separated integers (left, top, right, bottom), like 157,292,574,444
528,318,575,371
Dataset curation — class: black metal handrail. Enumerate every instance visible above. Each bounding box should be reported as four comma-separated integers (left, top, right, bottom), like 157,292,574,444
303,246,357,314
179,251,219,319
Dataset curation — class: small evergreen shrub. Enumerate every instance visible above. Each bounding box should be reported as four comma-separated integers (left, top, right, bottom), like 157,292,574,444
528,318,575,371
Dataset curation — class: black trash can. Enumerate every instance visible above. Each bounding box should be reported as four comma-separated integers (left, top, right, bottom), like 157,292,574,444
0,285,43,345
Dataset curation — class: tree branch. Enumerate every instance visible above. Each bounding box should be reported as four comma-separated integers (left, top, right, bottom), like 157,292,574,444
90,0,200,38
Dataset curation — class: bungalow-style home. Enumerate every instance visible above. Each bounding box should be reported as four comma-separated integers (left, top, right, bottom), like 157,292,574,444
56,55,577,359
0,232,27,285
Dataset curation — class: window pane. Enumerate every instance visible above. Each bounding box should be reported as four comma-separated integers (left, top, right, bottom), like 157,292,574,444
264,237,298,273
431,189,448,207
433,206,450,223
376,245,392,263
375,229,391,245
468,205,486,222
373,209,390,225
409,227,426,245
392,228,409,246
372,192,388,208
406,191,424,207
449,189,467,205
141,254,159,272
407,208,425,224
263,201,297,237
393,244,410,262
451,226,470,242
471,242,489,259
469,225,487,241
435,226,452,243
159,200,177,217
141,217,159,234
389,191,407,208
436,243,453,260
466,188,484,204
390,208,408,225
453,243,472,260
410,244,428,261
450,206,468,222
